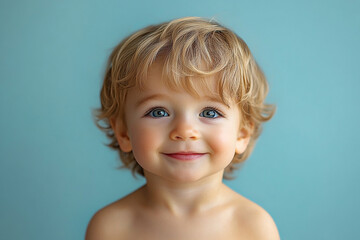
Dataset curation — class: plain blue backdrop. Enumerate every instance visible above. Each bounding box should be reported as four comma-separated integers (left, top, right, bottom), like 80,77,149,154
1,0,359,239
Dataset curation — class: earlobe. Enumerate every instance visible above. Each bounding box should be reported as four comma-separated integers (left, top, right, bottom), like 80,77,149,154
110,117,132,152
235,127,251,154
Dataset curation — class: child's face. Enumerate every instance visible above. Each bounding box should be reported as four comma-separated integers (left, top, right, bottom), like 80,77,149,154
112,61,250,182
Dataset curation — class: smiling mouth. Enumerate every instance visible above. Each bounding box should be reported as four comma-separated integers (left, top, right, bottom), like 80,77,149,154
163,152,206,161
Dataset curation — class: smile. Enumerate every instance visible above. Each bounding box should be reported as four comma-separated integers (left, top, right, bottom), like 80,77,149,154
163,152,206,161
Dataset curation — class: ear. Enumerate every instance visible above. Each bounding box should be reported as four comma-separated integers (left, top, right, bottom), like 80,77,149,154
235,126,252,155
110,117,132,152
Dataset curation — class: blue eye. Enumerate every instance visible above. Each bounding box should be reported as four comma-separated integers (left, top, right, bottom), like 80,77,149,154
200,108,221,118
147,108,169,118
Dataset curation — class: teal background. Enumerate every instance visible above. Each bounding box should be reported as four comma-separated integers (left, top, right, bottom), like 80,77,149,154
1,0,359,239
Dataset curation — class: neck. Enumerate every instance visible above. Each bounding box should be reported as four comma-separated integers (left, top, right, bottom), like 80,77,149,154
141,171,229,217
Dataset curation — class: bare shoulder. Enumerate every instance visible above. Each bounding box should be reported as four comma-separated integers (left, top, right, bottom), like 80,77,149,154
85,201,131,240
85,188,143,240
232,194,280,240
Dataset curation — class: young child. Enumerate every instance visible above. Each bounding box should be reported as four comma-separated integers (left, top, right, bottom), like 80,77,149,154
86,17,280,240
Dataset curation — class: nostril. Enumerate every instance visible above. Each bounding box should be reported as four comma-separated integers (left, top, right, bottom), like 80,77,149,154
169,122,200,141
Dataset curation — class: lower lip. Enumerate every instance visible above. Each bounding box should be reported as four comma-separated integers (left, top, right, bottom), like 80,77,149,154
164,153,205,161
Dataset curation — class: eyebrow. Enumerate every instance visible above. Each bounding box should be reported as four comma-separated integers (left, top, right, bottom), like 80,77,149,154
203,96,230,108
134,93,230,108
135,94,168,108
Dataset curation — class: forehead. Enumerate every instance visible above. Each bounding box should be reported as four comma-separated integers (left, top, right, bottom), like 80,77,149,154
132,60,230,104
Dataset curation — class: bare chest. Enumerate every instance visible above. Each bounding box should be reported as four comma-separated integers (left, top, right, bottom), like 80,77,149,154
123,211,251,240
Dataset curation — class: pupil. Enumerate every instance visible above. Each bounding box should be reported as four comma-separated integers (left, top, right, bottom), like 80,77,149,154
206,110,214,117
155,110,164,116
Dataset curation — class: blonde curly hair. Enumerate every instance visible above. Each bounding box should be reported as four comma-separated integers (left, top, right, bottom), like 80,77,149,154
94,17,275,179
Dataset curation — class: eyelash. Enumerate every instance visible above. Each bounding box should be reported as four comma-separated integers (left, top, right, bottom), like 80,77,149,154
201,106,224,118
144,106,225,118
144,107,169,118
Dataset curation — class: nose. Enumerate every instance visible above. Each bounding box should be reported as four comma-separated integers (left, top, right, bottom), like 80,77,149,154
169,118,200,141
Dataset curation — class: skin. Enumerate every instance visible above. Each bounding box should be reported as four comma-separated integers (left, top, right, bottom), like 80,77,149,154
85,61,280,240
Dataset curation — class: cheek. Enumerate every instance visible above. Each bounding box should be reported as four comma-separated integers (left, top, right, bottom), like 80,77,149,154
205,124,238,156
128,123,163,160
